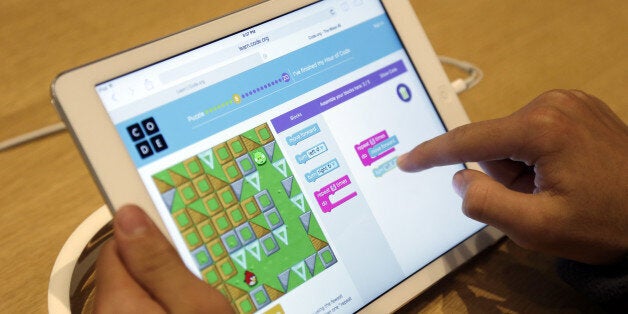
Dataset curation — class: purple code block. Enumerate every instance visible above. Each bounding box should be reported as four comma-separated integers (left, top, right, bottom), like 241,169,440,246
314,175,357,213
354,130,395,166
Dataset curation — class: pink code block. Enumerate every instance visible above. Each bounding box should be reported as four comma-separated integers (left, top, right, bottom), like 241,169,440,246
314,175,357,213
354,130,395,166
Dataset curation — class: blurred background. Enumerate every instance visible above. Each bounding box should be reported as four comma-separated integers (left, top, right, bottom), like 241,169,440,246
1,0,625,312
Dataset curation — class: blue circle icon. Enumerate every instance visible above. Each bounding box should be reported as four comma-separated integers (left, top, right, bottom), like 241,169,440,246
397,83,412,102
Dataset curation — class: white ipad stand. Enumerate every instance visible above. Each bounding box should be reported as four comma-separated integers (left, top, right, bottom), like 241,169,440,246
48,205,112,314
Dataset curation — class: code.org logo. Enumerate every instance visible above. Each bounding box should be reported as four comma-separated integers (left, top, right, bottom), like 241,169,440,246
126,117,168,159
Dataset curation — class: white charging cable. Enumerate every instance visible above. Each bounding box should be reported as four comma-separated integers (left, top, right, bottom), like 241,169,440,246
0,56,483,152
438,55,484,94
0,122,66,151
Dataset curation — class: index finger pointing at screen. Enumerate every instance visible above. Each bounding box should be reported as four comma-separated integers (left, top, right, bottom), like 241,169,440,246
397,116,529,172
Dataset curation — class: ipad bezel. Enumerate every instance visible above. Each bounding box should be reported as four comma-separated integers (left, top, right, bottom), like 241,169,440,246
52,0,503,312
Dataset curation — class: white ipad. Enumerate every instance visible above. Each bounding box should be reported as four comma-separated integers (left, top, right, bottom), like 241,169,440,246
52,0,502,312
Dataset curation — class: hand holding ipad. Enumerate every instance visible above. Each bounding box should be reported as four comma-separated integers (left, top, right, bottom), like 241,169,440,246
53,0,502,312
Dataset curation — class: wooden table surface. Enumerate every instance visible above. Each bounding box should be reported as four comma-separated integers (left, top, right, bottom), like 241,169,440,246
1,0,625,312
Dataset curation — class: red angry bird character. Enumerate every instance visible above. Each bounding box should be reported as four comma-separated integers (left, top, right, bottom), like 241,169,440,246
244,270,257,286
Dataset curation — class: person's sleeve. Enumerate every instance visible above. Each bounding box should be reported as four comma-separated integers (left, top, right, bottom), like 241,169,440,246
556,258,627,313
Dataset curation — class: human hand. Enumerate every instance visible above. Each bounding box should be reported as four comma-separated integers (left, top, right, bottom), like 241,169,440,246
95,205,234,313
397,90,627,265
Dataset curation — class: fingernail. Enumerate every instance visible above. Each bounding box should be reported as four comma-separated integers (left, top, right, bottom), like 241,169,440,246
396,154,408,169
116,205,148,237
452,171,465,197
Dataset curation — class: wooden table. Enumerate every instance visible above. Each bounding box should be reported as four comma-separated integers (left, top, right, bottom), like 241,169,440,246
1,0,625,312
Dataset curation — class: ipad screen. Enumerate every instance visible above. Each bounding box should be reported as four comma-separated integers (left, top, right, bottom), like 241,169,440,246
95,0,484,312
